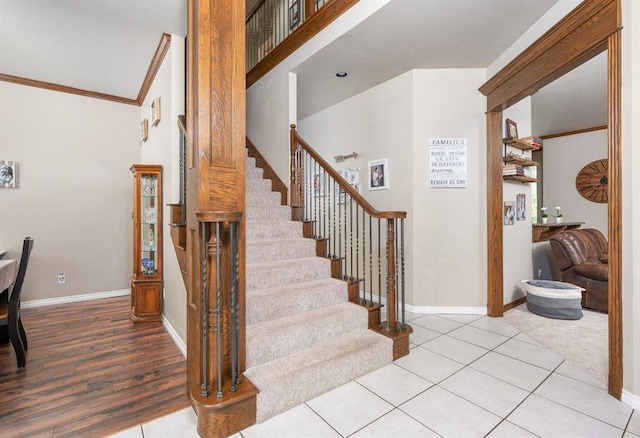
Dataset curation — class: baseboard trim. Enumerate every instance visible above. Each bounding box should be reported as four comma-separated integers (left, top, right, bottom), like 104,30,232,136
406,305,487,315
22,289,130,308
622,389,640,410
163,315,187,358
504,295,527,312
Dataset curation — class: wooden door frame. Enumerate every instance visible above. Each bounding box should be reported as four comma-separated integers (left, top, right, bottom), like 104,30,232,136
478,0,623,399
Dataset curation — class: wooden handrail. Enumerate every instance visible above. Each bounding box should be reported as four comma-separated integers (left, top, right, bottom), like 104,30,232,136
290,125,406,219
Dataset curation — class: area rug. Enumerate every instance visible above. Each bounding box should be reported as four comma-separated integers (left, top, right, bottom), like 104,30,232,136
503,303,608,386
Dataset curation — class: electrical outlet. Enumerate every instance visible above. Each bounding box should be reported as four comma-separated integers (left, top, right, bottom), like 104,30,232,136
58,272,66,284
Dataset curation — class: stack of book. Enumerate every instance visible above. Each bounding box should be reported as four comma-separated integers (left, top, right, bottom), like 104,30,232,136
503,163,525,176
519,136,543,149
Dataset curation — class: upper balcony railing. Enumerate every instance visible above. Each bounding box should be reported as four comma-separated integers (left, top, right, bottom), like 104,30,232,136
246,0,330,72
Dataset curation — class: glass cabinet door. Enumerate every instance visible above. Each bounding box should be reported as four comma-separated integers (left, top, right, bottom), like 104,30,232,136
140,173,159,275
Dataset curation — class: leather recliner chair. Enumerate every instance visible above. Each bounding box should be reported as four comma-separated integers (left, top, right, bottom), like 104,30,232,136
548,228,608,313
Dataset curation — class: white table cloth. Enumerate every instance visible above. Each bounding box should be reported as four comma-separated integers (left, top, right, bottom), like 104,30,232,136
0,259,18,292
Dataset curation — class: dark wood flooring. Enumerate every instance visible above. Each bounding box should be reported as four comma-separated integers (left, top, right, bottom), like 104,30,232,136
0,295,190,437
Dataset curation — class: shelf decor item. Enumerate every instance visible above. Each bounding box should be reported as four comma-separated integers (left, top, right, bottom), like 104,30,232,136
150,97,161,127
130,164,163,323
554,206,563,224
505,118,519,140
541,206,548,224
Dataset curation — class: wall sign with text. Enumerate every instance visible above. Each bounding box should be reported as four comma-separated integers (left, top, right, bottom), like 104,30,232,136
428,138,467,188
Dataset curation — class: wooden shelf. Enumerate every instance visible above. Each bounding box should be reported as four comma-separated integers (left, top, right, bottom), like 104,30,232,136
532,222,585,242
502,175,538,183
503,138,541,151
503,156,539,166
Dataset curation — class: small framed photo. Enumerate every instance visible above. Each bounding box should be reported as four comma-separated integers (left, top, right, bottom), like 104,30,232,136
313,171,325,196
150,97,161,127
504,201,515,225
516,193,526,221
368,158,389,191
289,0,300,30
505,118,518,140
140,119,149,143
0,161,19,189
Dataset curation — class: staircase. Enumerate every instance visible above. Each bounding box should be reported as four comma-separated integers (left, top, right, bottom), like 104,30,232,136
242,154,393,422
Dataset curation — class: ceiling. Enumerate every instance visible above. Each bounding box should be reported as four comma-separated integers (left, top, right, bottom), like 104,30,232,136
0,0,606,136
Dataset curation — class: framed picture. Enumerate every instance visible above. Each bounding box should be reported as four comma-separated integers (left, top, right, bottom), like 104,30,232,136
289,0,300,30
313,171,325,196
140,119,149,143
368,158,389,191
505,118,518,140
0,160,18,188
516,193,526,221
504,201,515,225
150,97,161,127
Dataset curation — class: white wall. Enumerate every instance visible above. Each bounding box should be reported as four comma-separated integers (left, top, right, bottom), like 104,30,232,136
298,68,488,310
0,82,140,301
298,71,415,303
412,69,487,309
140,37,187,343
542,130,608,236
502,98,534,304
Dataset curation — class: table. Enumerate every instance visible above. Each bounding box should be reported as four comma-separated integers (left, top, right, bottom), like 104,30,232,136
532,222,585,242
0,259,17,294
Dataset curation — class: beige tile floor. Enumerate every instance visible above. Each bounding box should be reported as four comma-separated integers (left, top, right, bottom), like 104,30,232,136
110,312,640,438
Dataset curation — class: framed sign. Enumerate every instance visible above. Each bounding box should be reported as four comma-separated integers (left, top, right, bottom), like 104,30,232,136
368,159,389,190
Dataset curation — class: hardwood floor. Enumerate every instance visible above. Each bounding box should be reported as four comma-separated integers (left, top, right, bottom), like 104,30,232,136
0,295,190,437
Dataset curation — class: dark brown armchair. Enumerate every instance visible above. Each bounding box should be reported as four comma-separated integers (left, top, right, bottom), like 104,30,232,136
549,228,608,313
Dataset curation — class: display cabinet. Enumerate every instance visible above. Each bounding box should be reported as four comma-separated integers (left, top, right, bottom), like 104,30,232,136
130,164,163,323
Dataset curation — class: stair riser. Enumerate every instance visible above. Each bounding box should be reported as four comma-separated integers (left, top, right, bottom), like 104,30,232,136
246,222,302,241
245,280,347,325
246,191,281,206
246,239,316,264
247,206,291,221
246,259,331,291
246,179,273,193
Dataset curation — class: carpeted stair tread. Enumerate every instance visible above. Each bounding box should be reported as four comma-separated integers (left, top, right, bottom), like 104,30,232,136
246,238,316,263
246,220,302,241
247,205,291,221
247,256,331,291
246,278,348,325
246,302,367,368
244,329,393,423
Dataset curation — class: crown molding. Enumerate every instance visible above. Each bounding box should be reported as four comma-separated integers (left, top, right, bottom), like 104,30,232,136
0,32,172,107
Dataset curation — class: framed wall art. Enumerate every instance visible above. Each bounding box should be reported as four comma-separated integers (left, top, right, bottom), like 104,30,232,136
289,0,300,30
150,97,161,127
368,158,389,190
505,118,518,140
140,119,149,143
0,161,18,188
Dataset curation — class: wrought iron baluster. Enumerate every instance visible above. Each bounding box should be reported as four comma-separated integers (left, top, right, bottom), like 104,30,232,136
230,221,238,392
215,222,223,399
200,222,209,398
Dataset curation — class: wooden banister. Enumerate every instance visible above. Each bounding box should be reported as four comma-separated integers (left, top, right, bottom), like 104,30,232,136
290,125,406,220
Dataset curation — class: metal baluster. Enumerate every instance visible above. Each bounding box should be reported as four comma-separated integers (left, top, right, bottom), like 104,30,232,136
327,177,333,258
200,222,209,398
401,218,406,329
369,215,373,305
343,192,348,279
349,198,354,280
230,221,238,392
215,222,223,399
362,208,365,304
395,219,399,330
378,218,382,327
355,204,359,295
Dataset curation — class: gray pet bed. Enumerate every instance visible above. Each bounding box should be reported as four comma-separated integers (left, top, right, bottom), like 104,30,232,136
521,280,584,320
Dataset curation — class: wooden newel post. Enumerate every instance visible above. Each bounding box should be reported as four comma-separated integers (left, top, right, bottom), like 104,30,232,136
386,218,397,332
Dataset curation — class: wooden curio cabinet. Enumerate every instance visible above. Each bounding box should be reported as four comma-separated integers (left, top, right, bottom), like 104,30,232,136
130,164,163,323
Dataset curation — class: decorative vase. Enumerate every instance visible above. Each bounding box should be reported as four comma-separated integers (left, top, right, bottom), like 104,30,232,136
542,217,548,224
556,216,563,224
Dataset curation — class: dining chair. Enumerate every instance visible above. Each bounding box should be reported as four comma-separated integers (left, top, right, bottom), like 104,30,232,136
0,237,34,367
